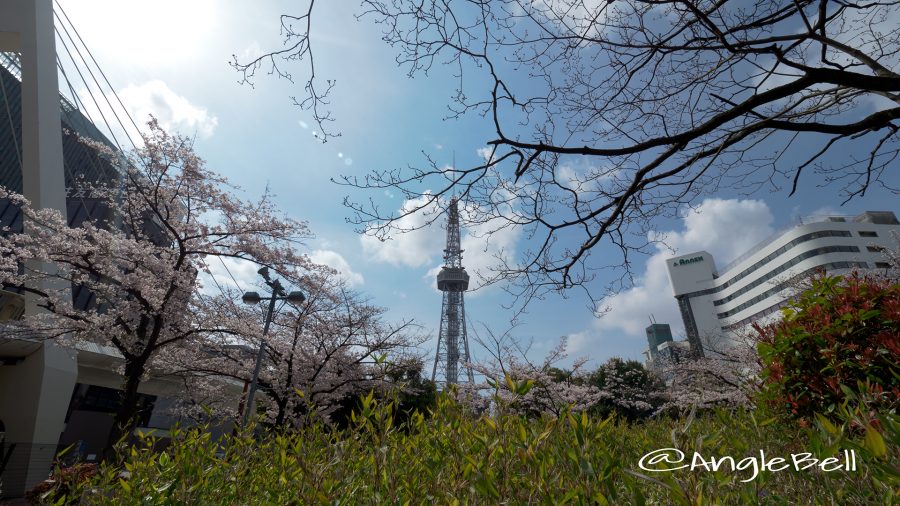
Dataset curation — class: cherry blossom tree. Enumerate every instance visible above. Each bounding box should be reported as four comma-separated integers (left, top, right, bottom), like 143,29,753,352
588,358,668,421
170,274,427,428
0,120,312,451
659,334,760,411
461,330,603,416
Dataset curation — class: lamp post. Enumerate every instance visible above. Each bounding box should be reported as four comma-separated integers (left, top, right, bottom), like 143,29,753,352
240,267,305,427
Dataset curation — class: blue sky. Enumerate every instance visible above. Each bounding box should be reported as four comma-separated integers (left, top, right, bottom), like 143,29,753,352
57,1,898,370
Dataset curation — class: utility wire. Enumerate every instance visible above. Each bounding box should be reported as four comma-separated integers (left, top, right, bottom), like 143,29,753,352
55,55,101,224
58,6,247,333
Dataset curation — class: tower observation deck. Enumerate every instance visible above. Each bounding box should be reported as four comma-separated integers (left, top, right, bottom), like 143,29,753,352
431,197,474,386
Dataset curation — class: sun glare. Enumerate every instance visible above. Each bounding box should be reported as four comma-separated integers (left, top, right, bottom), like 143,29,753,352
58,0,218,67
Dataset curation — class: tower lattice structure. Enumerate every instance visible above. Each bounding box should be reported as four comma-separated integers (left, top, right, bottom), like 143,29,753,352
431,198,474,386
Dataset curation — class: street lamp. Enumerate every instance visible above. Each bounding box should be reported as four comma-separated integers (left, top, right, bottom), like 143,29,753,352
240,267,305,427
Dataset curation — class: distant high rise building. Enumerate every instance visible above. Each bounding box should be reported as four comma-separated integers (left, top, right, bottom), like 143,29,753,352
666,211,899,355
431,197,474,387
645,323,674,361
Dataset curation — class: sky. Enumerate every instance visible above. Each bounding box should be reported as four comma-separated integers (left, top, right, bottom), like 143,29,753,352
54,1,898,371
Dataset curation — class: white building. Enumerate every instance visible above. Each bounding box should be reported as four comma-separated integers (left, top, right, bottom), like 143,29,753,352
666,211,898,355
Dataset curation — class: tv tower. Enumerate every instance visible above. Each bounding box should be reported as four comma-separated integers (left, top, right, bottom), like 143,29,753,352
431,197,475,386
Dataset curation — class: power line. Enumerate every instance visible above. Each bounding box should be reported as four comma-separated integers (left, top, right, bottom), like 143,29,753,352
218,256,245,294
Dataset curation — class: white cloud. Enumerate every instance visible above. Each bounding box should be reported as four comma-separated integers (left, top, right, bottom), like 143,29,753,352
513,0,611,37
476,146,495,162
567,198,775,359
362,195,522,294
200,257,260,295
239,41,263,63
360,195,445,268
557,165,580,190
117,80,218,139
556,163,617,194
65,79,217,153
454,215,521,291
309,250,365,287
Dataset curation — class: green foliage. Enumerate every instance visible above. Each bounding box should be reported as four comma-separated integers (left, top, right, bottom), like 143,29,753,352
25,462,98,505
755,272,900,419
46,393,899,505
330,362,438,430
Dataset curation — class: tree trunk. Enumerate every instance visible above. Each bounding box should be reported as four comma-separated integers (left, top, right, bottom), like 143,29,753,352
103,357,147,460
274,395,288,427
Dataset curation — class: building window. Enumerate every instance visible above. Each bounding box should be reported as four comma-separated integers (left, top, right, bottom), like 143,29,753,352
712,245,860,307
867,245,885,252
716,260,867,319
715,230,851,288
875,262,891,269
859,231,878,237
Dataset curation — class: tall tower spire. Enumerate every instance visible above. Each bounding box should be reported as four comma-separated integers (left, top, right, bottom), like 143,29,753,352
432,197,474,386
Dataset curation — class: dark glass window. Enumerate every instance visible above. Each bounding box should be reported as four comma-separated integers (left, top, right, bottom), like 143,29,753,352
65,384,157,427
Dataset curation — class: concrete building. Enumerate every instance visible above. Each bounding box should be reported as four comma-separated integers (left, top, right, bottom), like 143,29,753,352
0,3,237,497
666,211,898,355
643,323,674,364
643,323,692,373
645,323,674,355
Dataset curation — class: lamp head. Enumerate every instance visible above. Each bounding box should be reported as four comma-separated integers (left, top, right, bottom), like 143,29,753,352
241,291,261,305
286,291,306,304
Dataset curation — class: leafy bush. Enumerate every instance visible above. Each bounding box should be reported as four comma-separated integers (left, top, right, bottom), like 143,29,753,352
25,462,98,505
42,392,898,505
755,272,900,419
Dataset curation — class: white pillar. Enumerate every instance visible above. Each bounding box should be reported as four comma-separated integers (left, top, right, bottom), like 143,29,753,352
0,344,77,497
0,1,75,499
0,0,67,215
1,0,69,314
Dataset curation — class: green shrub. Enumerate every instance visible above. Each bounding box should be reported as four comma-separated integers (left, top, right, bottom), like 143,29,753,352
44,392,898,505
25,462,98,505
755,272,900,420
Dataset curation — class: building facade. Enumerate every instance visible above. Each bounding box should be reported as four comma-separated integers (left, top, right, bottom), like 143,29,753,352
642,323,692,380
643,323,674,364
667,211,898,355
0,12,238,496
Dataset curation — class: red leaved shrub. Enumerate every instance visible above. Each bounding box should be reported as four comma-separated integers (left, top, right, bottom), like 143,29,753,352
754,272,899,420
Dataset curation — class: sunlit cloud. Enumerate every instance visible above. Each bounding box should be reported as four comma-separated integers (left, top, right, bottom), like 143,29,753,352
567,198,775,361
117,80,218,139
309,250,365,287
